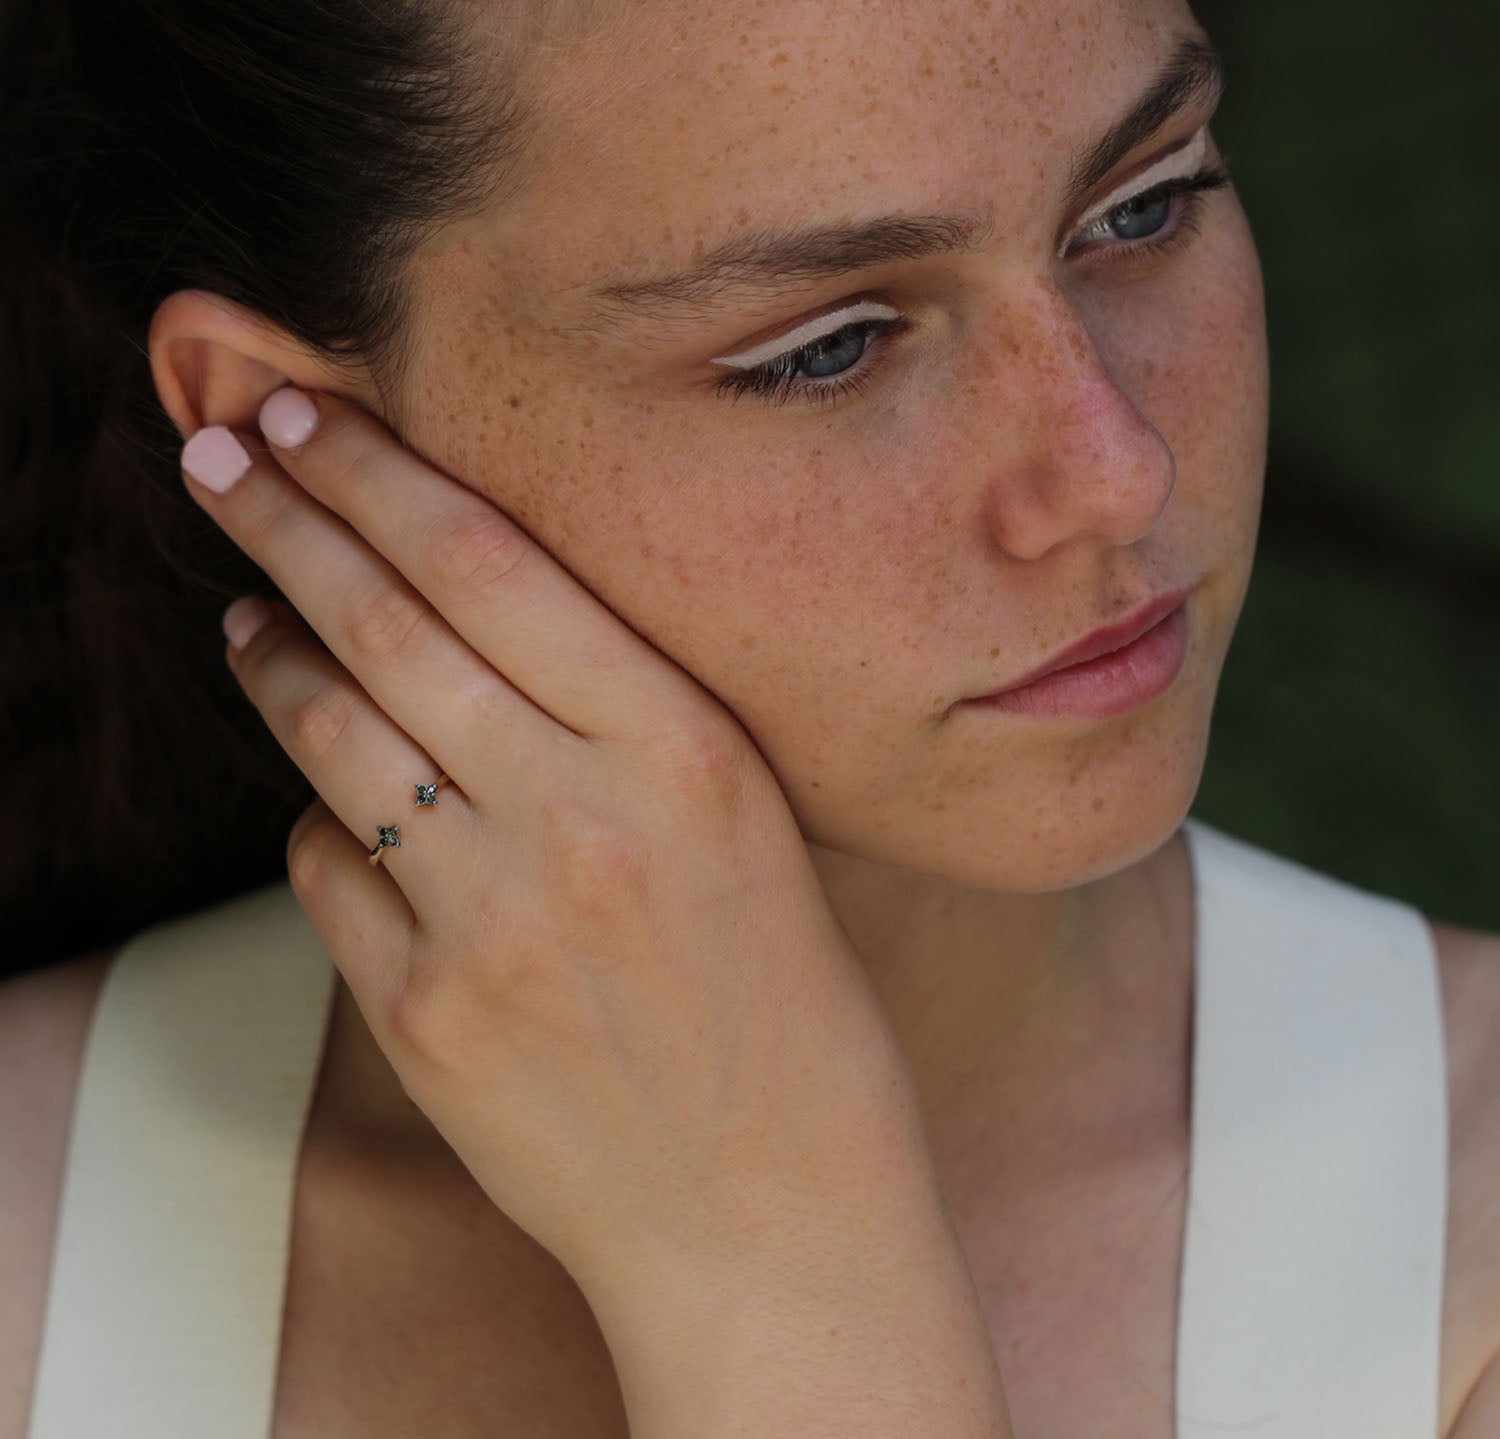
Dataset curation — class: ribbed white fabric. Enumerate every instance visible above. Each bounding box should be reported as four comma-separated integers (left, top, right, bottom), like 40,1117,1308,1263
24,821,1447,1437
1175,821,1446,1438
26,881,336,1439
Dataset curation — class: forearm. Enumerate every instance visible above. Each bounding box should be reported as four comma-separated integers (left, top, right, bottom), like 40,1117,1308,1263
581,1159,1016,1439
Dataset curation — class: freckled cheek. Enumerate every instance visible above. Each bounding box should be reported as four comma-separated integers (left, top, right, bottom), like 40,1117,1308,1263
552,424,939,702
1187,254,1268,526
625,457,937,682
1125,243,1268,514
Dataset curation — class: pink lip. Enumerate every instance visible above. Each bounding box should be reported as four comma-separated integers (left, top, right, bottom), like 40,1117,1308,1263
957,586,1194,721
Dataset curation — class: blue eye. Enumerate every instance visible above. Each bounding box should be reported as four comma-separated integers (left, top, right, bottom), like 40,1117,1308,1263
713,316,907,408
1068,165,1233,254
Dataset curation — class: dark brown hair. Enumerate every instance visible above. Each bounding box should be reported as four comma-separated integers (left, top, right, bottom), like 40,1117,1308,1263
0,0,524,975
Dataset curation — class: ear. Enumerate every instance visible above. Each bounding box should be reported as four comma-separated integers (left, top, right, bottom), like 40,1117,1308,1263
148,290,375,441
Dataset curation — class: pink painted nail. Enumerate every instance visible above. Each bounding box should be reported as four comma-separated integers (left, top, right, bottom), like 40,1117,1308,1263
259,387,320,448
182,427,252,494
223,595,274,652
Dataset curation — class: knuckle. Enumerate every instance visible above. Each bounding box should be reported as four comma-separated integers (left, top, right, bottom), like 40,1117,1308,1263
664,717,751,800
343,581,430,666
386,965,445,1055
286,808,345,892
427,509,528,599
540,793,646,899
386,957,505,1073
287,681,359,761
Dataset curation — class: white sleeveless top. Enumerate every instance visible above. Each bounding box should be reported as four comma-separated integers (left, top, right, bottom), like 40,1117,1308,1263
24,819,1448,1437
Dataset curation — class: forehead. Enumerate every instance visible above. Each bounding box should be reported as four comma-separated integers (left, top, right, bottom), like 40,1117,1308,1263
444,0,1199,317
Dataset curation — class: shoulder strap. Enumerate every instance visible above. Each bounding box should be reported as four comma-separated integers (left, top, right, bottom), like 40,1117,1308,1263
27,881,335,1439
1175,820,1447,1438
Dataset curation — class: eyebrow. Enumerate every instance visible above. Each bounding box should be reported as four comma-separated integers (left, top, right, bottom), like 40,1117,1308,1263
584,32,1225,326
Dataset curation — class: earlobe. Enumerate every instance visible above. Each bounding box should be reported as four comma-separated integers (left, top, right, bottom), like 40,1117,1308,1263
147,289,347,441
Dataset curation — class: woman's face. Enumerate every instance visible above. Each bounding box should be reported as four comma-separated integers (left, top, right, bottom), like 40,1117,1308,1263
391,0,1268,892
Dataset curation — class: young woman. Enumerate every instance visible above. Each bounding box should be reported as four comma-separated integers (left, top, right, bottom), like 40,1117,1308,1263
5,0,1498,1435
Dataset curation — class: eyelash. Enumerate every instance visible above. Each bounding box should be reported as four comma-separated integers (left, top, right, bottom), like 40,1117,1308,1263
714,163,1234,410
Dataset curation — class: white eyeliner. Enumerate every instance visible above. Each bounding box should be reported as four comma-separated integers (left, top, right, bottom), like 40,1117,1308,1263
710,299,902,370
1060,127,1211,258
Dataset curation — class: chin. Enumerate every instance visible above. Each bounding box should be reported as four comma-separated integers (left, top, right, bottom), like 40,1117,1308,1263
927,785,1201,896
1007,769,1202,893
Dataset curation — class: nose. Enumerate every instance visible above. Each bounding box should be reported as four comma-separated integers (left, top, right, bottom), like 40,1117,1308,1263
977,286,1176,562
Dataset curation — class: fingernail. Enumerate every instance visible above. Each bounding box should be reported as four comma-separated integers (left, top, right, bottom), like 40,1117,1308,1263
182,427,252,493
223,595,273,652
259,387,320,448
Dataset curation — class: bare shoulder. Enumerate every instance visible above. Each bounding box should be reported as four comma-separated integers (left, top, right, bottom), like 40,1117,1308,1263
1434,917,1500,971
1429,918,1500,1434
1434,918,1500,1110
1434,917,1500,1218
0,949,118,1434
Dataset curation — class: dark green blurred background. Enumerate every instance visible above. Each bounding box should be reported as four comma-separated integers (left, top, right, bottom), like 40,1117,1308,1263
1183,3,1499,929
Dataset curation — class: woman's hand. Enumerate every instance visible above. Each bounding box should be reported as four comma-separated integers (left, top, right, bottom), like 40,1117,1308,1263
179,389,927,1290
179,389,1018,1439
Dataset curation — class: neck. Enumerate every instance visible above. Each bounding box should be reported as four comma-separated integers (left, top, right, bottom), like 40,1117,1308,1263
807,828,1194,1186
308,828,1196,1203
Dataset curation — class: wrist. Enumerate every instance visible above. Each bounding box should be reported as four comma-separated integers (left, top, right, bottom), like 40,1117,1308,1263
577,1157,1014,1439
572,1073,945,1318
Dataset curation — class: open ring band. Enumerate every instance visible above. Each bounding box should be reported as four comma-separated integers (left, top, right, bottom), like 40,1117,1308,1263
368,773,450,866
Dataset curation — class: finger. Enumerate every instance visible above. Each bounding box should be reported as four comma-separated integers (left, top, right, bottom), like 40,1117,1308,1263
256,387,711,744
182,425,562,806
225,596,479,923
283,795,414,1028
